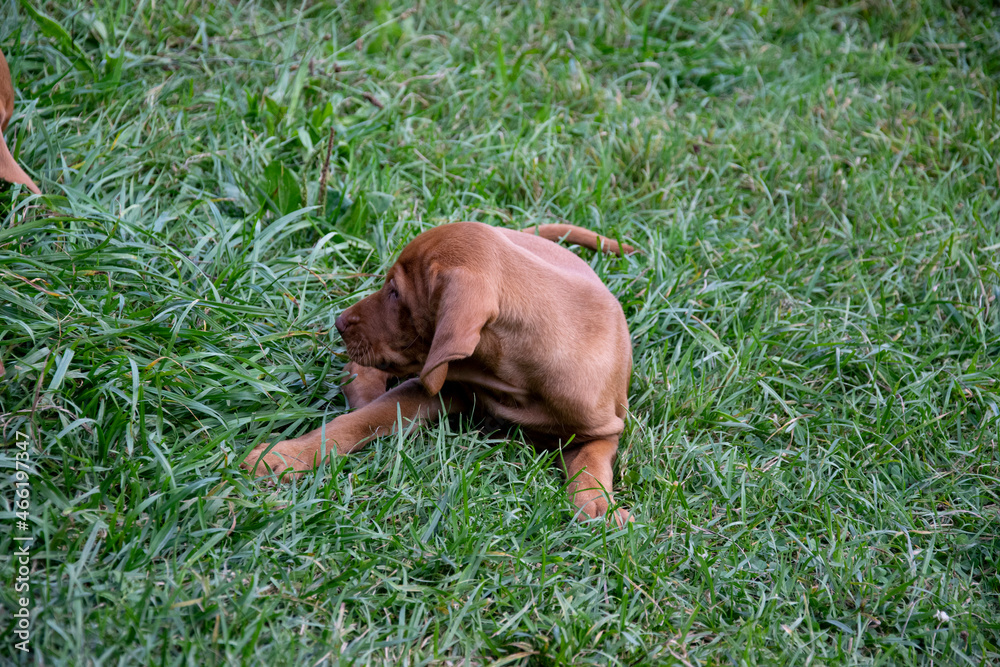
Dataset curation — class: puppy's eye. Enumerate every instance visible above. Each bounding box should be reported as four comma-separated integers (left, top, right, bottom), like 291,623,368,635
388,287,399,300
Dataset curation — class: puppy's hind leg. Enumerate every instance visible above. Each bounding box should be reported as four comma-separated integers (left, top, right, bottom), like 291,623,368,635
560,438,632,527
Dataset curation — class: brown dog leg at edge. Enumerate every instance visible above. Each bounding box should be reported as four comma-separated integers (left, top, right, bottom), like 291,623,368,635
0,51,40,195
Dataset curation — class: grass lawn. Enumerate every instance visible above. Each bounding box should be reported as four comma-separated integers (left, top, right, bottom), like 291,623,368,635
2,0,999,664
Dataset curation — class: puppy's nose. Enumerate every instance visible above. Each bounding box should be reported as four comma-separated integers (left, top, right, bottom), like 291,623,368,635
335,312,358,335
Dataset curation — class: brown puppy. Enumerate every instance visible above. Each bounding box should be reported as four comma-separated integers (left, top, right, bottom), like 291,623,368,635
245,222,636,525
0,51,40,194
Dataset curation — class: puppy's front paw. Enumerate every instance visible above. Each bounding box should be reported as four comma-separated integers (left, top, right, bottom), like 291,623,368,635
341,362,392,408
242,440,317,481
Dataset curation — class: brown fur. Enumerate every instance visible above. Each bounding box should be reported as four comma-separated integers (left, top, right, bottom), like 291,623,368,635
0,51,40,195
244,222,636,525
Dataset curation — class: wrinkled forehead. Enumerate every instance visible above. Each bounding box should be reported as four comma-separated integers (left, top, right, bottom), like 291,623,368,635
397,228,482,270
394,233,441,274
396,230,440,265
385,259,424,296
390,225,485,293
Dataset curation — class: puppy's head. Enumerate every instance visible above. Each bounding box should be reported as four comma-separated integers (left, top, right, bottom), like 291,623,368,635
335,224,499,395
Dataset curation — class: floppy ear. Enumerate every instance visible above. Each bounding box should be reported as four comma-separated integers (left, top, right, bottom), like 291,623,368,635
420,268,497,395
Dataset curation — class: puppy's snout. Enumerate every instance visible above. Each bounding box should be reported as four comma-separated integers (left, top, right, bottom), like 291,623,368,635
335,312,359,336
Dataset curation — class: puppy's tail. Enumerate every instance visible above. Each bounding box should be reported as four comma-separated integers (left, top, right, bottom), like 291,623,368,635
521,223,637,256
